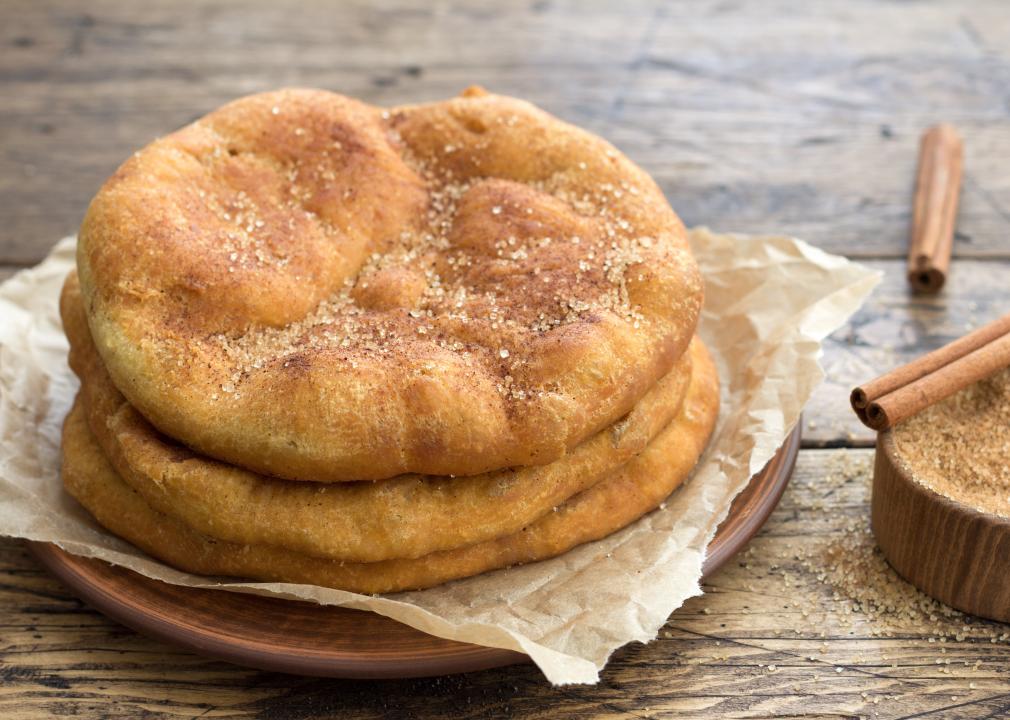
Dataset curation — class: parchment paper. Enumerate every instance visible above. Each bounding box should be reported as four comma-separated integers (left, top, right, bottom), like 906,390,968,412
0,229,877,684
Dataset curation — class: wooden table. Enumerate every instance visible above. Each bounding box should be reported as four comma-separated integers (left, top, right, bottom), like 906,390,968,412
2,1,1009,717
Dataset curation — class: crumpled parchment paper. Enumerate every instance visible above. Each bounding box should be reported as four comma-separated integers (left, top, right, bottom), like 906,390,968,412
0,229,878,684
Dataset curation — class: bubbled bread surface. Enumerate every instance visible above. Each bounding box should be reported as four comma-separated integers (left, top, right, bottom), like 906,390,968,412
78,87,702,481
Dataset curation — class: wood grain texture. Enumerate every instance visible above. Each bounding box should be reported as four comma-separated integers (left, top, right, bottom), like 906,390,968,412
873,432,1010,623
3,0,1010,717
2,0,1009,263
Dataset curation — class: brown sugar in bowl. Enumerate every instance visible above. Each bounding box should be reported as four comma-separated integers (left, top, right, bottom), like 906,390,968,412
872,429,1010,623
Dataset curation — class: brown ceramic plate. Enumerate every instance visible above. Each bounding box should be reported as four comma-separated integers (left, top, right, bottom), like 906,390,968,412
29,423,800,679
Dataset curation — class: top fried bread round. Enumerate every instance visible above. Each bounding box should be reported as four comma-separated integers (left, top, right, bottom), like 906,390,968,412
77,87,702,481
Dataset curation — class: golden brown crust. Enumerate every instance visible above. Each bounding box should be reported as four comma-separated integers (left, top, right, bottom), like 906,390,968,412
63,271,695,562
60,340,719,593
77,87,702,481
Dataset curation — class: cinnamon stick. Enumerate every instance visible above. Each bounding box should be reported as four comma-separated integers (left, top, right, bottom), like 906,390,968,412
851,311,1010,431
907,124,963,294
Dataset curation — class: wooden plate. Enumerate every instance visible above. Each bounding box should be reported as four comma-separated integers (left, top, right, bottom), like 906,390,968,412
29,424,800,679
872,430,1010,622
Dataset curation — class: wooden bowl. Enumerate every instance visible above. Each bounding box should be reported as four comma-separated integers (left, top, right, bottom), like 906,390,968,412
872,430,1010,622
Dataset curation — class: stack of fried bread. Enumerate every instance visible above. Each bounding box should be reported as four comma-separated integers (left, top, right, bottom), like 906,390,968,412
60,87,719,594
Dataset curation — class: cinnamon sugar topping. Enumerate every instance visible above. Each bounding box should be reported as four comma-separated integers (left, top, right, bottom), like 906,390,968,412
206,145,670,401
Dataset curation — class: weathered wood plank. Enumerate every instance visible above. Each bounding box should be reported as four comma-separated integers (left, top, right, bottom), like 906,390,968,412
606,0,1010,258
1,0,1008,264
2,449,1008,719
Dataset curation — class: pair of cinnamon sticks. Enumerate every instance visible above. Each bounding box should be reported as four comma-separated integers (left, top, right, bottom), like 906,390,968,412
851,311,1010,431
